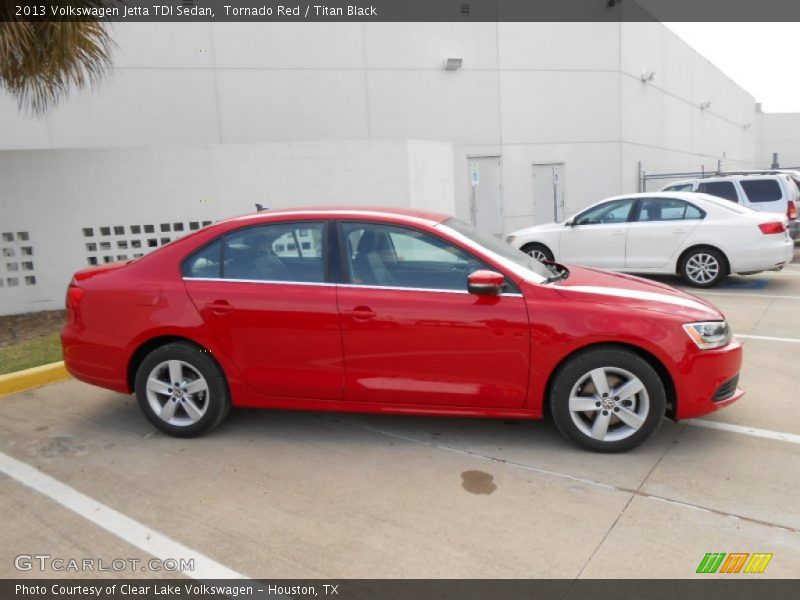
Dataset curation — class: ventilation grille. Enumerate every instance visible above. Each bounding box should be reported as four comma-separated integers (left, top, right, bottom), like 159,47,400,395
82,221,213,266
0,231,36,288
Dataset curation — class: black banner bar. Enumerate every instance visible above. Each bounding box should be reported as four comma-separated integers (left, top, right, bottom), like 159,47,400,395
4,580,800,600
5,0,800,23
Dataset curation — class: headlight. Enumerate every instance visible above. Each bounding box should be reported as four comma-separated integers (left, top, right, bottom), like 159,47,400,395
682,321,731,350
505,235,516,244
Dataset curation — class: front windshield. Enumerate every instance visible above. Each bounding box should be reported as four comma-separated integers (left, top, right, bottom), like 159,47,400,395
438,217,555,281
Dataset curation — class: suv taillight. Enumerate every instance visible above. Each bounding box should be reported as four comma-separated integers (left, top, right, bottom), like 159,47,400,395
66,284,85,311
758,221,786,235
788,199,798,220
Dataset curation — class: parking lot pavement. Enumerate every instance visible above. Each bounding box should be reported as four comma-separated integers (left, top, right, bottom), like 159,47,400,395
1,481,182,580
1,259,799,580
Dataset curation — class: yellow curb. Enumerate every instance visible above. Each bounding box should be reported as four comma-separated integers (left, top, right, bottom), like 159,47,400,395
0,361,71,397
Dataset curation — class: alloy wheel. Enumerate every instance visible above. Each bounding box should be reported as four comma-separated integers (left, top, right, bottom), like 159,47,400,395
145,360,210,426
527,248,548,262
685,253,720,285
567,366,650,443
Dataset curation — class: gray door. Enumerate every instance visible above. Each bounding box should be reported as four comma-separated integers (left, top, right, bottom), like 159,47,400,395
468,156,503,237
532,163,565,224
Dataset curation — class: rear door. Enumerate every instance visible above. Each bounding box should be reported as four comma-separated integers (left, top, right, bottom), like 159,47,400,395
559,198,637,268
739,178,787,215
625,198,705,269
182,220,344,401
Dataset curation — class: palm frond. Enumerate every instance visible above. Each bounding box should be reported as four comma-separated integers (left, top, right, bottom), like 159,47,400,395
0,2,116,115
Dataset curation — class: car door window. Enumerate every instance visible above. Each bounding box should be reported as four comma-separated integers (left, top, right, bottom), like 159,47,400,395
182,222,326,283
342,222,487,290
696,181,738,202
574,199,636,225
664,184,693,192
637,198,705,222
740,179,783,203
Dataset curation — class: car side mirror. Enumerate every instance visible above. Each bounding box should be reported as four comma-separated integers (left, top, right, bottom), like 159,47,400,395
564,219,575,227
467,270,505,295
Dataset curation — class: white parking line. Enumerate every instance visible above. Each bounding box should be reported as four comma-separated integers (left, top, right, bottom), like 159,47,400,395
691,290,800,301
736,333,800,344
0,452,249,580
688,420,800,445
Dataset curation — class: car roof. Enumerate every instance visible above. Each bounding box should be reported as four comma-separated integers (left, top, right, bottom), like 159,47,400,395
667,173,789,185
601,191,710,202
226,205,450,226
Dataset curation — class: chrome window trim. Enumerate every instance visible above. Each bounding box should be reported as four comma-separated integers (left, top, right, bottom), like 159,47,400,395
182,277,523,297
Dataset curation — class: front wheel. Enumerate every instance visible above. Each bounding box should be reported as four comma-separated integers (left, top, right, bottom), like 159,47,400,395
521,242,554,262
135,342,231,437
679,247,728,287
550,347,666,452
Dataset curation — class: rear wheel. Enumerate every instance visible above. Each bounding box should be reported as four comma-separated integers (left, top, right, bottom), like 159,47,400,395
135,342,230,437
679,247,727,287
550,347,666,452
521,242,554,262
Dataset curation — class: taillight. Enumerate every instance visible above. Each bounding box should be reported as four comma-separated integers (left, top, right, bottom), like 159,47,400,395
758,221,786,235
788,200,798,220
66,284,85,310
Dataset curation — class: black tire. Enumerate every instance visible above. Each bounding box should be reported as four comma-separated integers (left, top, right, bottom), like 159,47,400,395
550,347,666,452
679,247,728,288
521,242,554,262
134,342,231,438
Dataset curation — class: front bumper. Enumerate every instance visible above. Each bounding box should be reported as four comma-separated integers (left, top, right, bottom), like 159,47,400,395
674,340,744,420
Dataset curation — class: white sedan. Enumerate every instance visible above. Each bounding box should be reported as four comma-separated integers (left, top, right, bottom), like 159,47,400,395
506,192,794,287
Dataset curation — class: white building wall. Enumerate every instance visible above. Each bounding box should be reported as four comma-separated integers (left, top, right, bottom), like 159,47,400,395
0,139,454,315
0,21,777,314
758,113,800,168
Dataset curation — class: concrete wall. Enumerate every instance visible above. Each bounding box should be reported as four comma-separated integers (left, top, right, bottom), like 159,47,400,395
758,113,800,168
0,23,762,223
0,139,454,315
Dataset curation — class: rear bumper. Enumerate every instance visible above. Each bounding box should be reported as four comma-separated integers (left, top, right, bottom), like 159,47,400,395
61,326,130,394
674,340,744,420
730,238,794,273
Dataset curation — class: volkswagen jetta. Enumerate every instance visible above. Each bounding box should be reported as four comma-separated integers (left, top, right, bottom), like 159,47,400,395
62,207,743,451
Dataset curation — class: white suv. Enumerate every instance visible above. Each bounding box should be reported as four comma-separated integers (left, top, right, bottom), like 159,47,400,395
663,174,799,240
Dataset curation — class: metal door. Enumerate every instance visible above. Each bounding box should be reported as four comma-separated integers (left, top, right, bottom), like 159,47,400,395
532,163,566,224
468,156,503,237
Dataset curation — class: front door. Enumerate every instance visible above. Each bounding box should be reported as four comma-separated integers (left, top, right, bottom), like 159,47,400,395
182,220,344,400
559,197,637,268
337,221,530,408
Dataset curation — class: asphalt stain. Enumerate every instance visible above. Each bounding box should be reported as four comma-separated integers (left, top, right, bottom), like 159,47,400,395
461,470,497,495
37,435,87,458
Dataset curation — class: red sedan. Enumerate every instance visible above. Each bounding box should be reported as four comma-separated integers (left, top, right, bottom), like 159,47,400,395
62,207,743,452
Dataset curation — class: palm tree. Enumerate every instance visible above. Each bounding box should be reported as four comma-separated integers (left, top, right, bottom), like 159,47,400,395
0,2,115,115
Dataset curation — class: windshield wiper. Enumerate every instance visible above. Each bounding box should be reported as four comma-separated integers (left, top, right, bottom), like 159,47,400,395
542,263,570,284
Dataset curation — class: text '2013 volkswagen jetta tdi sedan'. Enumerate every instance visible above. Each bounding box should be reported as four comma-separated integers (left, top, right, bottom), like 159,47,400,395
62,207,743,452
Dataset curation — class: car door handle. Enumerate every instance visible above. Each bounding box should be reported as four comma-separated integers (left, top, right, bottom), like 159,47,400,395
205,300,233,316
343,306,376,321
673,228,688,234
612,229,626,236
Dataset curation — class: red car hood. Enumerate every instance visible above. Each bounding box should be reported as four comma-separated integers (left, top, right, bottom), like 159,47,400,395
550,265,723,321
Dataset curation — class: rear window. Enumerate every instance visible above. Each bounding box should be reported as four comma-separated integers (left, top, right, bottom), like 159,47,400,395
696,181,738,202
740,179,783,203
